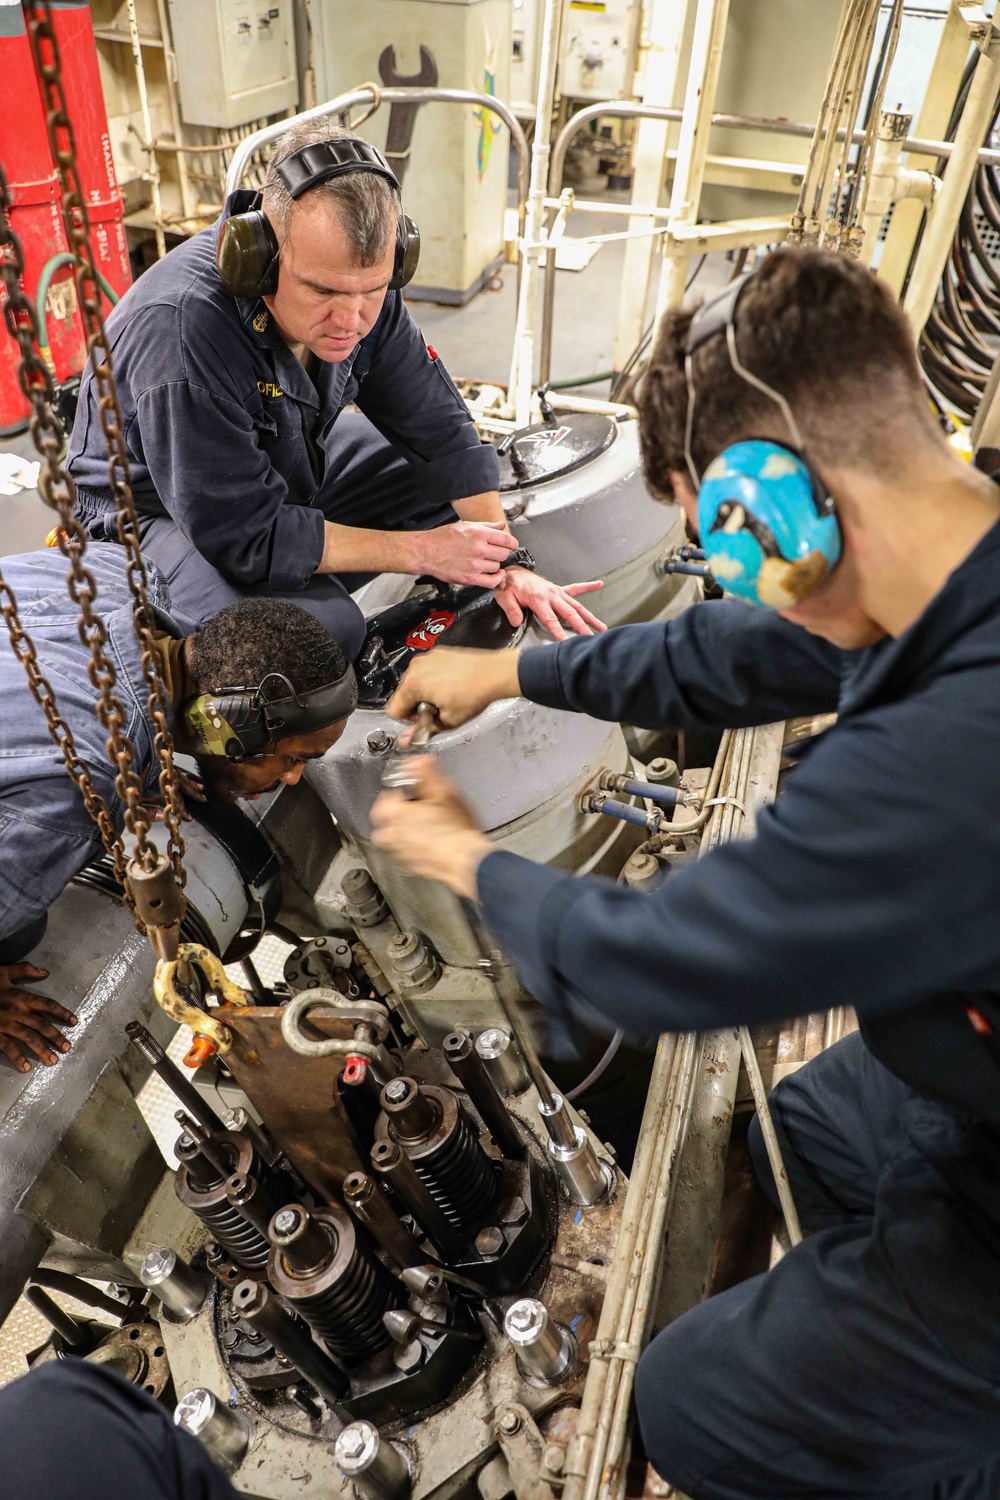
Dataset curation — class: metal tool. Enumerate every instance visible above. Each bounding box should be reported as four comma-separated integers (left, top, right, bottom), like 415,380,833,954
377,45,438,187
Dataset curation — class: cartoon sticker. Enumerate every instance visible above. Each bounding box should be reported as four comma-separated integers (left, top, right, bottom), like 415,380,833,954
406,609,457,651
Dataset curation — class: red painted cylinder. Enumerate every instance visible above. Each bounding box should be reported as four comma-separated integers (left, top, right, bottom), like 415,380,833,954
49,1,132,302
0,1,85,429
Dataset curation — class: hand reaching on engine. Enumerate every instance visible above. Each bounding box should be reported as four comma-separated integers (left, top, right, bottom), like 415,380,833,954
0,963,77,1073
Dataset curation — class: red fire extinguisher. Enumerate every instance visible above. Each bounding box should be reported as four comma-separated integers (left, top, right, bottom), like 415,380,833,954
0,1,132,433
0,2,85,431
49,2,132,302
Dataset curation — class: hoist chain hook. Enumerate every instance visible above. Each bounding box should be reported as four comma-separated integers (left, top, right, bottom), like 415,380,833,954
154,944,253,1066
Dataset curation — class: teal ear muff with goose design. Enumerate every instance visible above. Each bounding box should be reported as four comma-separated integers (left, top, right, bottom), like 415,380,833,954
684,276,842,609
216,138,420,301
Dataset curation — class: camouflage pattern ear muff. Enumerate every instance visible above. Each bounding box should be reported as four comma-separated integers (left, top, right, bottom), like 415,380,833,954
183,668,358,762
216,138,419,300
684,275,842,609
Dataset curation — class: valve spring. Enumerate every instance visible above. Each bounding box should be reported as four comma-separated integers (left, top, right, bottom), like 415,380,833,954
191,1197,272,1273
271,1210,399,1367
175,1134,288,1274
412,1108,499,1230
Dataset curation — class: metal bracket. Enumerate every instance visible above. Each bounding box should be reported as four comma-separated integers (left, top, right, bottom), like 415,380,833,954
496,1404,558,1500
960,5,1000,54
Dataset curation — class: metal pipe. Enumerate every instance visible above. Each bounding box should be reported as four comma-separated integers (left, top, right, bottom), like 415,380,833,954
140,1247,212,1322
126,1021,226,1132
370,1138,465,1261
539,96,1000,383
125,0,166,258
602,775,684,807
442,1030,525,1159
225,1173,279,1241
343,1170,424,1271
507,0,564,423
24,1286,86,1347
230,1279,351,1413
29,1270,125,1322
737,1025,803,1246
904,18,1000,333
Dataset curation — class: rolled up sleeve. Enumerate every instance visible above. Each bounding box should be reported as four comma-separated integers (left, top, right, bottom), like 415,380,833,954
356,294,499,503
133,381,325,592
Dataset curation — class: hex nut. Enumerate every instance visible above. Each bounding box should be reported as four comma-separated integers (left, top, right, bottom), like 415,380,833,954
498,1410,521,1435
498,1195,528,1226
543,1445,565,1474
475,1226,505,1257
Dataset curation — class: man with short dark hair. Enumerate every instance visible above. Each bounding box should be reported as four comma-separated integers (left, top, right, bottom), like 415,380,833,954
0,543,355,1074
67,120,603,659
370,247,1000,1495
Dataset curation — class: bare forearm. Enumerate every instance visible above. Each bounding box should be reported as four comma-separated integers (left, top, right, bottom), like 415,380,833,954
317,521,421,576
453,490,504,523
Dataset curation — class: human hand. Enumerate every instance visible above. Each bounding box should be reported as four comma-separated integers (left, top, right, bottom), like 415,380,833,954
412,520,519,588
385,647,523,730
0,962,78,1073
370,757,492,899
493,568,606,641
143,769,206,822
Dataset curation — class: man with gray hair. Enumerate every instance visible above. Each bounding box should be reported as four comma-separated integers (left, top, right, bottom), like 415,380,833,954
67,122,603,660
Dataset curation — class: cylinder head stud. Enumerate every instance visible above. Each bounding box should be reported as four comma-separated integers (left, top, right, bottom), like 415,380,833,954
475,1028,529,1096
174,1388,253,1470
548,1124,615,1207
140,1247,211,1323
335,1420,411,1500
504,1298,577,1386
376,1081,500,1231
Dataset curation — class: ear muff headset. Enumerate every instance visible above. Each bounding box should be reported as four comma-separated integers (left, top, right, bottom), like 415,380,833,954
216,138,420,301
183,666,358,762
684,275,842,610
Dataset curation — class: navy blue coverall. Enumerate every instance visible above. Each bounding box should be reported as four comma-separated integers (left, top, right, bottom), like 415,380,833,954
67,192,499,663
475,518,1000,1497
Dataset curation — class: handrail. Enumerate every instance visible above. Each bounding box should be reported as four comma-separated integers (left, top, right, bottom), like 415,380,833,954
223,85,529,232
538,101,1000,384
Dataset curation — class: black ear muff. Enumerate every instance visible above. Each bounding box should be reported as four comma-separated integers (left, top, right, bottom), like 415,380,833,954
390,212,420,291
216,210,281,300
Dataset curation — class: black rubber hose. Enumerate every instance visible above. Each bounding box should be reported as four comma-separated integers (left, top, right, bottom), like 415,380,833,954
29,1271,125,1322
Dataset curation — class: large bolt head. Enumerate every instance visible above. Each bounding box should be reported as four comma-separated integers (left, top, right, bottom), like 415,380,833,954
141,1247,175,1282
336,1421,379,1471
498,1409,521,1435
505,1298,546,1339
475,1225,504,1257
273,1208,301,1235
175,1389,215,1434
384,1078,410,1104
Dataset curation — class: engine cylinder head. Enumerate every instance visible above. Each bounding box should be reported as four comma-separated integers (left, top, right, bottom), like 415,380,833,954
175,1130,284,1273
268,1203,399,1366
376,1079,499,1231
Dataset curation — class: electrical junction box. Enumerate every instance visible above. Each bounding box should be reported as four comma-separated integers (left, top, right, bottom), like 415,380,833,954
559,0,641,101
166,0,298,128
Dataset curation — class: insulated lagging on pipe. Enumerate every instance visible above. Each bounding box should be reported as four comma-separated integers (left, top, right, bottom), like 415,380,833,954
601,775,685,808
585,796,671,835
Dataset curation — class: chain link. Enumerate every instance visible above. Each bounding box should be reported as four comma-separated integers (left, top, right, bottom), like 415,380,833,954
22,0,187,889
0,160,143,905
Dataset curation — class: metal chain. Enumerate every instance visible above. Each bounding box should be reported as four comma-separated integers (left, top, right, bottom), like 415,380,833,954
23,0,186,888
0,160,142,904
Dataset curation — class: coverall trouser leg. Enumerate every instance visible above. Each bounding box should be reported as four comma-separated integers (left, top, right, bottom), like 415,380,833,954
0,1359,238,1499
635,1031,1000,1499
137,412,458,662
